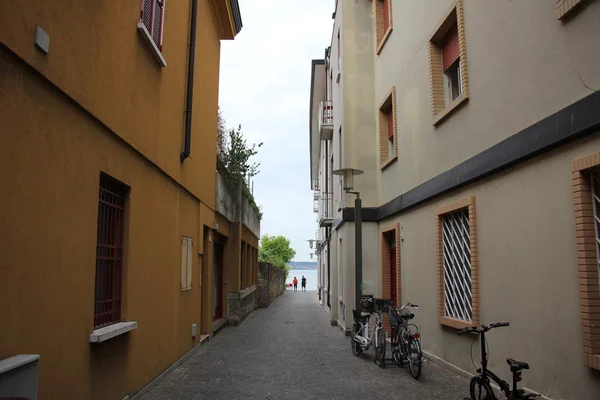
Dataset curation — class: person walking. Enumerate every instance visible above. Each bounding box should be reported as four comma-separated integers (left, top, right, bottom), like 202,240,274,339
293,277,298,292
301,275,307,292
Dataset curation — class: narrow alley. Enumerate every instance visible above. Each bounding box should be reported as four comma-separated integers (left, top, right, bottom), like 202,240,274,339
140,291,469,400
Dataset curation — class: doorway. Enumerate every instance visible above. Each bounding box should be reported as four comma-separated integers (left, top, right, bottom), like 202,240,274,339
213,242,224,321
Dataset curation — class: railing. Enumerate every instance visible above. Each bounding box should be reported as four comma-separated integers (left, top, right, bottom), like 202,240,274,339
319,192,333,225
318,100,333,127
318,101,333,140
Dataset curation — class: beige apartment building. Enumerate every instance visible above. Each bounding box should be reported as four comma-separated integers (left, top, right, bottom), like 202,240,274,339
310,1,600,399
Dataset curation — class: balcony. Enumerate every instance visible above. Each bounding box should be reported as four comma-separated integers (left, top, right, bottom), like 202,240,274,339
318,100,333,140
318,192,333,227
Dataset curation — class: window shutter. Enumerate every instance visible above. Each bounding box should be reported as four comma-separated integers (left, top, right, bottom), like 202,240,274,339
186,238,193,289
442,24,460,71
181,237,188,290
383,0,390,32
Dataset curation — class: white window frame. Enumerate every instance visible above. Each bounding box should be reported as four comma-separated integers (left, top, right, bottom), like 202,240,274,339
444,60,462,107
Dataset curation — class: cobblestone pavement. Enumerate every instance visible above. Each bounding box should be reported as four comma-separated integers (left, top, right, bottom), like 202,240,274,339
140,291,470,400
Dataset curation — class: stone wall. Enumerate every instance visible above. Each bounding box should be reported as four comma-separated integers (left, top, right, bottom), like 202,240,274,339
228,285,257,326
258,262,285,308
215,171,260,238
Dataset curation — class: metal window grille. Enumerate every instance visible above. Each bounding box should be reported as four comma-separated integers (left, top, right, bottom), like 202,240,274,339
441,207,473,322
591,170,600,283
94,174,127,329
140,0,165,50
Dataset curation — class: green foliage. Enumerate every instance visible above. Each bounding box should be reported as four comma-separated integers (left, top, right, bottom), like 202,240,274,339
258,235,296,270
216,110,263,220
219,124,262,188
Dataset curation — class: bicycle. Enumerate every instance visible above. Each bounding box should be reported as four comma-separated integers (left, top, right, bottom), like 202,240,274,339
457,322,539,400
350,296,391,367
388,301,423,379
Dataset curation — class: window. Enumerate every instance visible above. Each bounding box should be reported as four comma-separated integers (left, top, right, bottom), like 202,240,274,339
556,0,585,20
140,0,165,50
375,0,393,54
336,30,342,83
94,174,128,329
386,107,394,159
436,197,479,330
181,236,193,291
137,0,167,67
379,86,397,168
428,0,469,126
442,25,461,105
571,153,600,370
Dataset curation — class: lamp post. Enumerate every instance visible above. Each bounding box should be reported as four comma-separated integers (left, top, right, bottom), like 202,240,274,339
333,167,364,315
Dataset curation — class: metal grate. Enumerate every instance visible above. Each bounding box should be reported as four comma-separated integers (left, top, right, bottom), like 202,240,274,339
441,207,472,322
141,0,164,50
319,100,333,126
591,170,600,283
94,174,127,329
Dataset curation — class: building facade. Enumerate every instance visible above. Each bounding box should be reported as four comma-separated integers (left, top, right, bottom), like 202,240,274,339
0,1,258,399
310,1,600,399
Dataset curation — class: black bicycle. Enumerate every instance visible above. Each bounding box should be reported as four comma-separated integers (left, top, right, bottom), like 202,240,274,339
389,301,423,379
457,322,539,400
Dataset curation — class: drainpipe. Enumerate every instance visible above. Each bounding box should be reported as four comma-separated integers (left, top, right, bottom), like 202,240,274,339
180,0,199,163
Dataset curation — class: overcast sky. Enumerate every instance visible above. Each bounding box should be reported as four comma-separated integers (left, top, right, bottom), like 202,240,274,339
218,0,333,261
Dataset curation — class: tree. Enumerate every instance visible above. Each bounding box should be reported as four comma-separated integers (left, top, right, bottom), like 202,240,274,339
220,124,262,186
258,235,296,270
217,107,227,159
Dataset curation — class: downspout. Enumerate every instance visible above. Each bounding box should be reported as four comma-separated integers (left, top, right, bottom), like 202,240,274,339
180,0,199,163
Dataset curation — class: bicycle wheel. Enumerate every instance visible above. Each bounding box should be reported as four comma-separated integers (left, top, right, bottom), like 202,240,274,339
374,328,386,366
390,326,402,366
469,376,495,400
407,337,423,379
350,323,363,357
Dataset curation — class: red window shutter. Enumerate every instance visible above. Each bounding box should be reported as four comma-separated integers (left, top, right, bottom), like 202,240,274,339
383,0,390,32
442,24,460,71
387,108,394,139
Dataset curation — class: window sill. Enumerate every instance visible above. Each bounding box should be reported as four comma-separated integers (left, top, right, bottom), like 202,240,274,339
439,316,473,330
432,93,469,127
380,155,397,171
90,321,138,343
137,22,167,67
376,27,393,55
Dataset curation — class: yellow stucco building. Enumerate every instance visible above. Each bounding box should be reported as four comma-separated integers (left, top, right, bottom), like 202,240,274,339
0,1,257,399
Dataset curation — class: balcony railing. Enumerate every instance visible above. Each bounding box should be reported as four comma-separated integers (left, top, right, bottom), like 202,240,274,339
318,192,333,227
318,100,333,140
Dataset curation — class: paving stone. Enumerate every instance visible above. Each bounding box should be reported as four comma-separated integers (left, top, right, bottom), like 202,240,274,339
141,291,470,400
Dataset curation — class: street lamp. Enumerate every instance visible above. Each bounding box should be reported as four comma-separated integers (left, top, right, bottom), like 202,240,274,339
333,167,364,315
306,239,315,249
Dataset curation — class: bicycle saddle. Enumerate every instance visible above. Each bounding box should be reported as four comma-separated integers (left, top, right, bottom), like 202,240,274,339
506,358,529,372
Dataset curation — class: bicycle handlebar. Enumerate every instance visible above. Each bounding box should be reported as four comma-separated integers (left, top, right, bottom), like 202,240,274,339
456,322,510,335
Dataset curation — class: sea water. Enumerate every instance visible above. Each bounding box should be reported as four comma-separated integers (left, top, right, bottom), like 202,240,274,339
286,269,317,291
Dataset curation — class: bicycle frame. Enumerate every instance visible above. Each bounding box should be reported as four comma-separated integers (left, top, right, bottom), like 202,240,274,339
354,313,384,350
478,329,522,399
